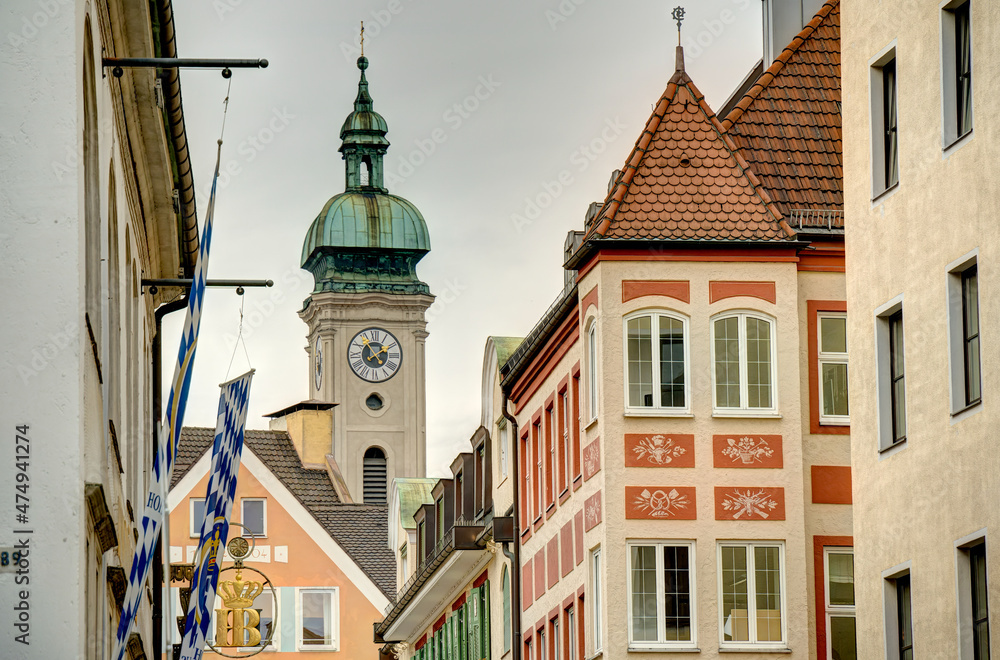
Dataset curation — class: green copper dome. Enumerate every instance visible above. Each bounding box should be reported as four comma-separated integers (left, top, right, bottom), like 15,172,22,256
301,56,431,295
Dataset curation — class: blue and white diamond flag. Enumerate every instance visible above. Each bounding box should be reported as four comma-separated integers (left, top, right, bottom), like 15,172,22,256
113,142,224,660
179,370,254,660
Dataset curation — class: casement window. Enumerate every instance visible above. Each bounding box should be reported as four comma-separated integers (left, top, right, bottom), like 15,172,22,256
824,549,857,660
435,497,444,541
296,587,339,650
897,576,913,659
818,313,850,423
587,322,598,421
870,47,899,196
712,312,778,415
539,628,547,660
949,254,981,413
957,535,990,660
882,565,913,660
546,405,556,506
189,498,206,538
417,521,426,561
238,591,277,650
534,420,543,520
719,542,785,647
559,389,571,493
552,617,561,660
521,432,532,528
624,311,690,414
498,420,509,479
241,498,266,538
502,566,512,653
592,547,603,652
566,607,577,660
876,297,907,450
627,541,696,649
942,1,973,146
572,372,582,480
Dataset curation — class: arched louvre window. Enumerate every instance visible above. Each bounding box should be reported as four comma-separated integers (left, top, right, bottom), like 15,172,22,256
363,447,387,504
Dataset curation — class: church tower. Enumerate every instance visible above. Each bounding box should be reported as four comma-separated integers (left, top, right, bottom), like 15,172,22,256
299,55,433,504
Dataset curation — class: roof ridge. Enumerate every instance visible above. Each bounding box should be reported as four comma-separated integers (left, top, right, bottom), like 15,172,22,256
721,0,839,131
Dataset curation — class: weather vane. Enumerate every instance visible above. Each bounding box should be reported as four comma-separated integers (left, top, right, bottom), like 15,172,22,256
360,21,365,57
671,6,685,45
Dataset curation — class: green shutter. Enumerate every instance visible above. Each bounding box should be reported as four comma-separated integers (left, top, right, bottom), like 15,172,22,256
468,587,481,658
459,605,468,660
480,581,491,660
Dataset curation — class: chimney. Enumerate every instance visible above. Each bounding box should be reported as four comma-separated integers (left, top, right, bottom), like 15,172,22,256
265,401,336,469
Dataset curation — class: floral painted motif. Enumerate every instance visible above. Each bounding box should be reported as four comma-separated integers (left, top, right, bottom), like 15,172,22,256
633,435,686,465
721,489,779,519
583,439,601,481
584,491,602,531
721,436,774,465
633,488,689,517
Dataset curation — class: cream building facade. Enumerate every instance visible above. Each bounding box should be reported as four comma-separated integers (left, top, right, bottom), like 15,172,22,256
843,0,997,657
0,0,199,657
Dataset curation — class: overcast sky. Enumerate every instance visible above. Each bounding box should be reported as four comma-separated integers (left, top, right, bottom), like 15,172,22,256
165,0,764,477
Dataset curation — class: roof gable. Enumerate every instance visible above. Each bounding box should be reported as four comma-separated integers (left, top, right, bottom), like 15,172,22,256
722,0,842,215
170,427,395,599
589,49,793,243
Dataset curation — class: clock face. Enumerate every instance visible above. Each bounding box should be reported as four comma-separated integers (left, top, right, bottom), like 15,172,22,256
314,337,323,391
348,328,402,382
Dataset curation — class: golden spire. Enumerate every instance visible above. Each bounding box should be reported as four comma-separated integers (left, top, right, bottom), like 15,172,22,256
360,21,365,57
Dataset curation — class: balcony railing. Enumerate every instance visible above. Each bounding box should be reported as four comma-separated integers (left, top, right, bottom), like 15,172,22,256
376,518,485,630
787,208,844,231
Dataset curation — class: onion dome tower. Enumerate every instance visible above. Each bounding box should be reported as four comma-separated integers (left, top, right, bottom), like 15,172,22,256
299,55,433,503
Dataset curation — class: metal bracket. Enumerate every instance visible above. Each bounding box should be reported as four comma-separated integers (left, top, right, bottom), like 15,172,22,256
141,278,274,296
102,57,268,79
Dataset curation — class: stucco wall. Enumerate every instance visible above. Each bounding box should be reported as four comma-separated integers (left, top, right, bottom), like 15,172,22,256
843,0,1000,656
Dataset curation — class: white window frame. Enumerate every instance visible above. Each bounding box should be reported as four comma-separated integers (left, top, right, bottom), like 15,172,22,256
586,320,599,423
956,530,990,660
539,626,547,660
818,312,850,425
717,541,787,649
710,311,780,417
238,590,279,652
941,0,974,150
498,418,509,479
869,43,899,200
881,562,912,660
875,295,906,453
824,548,856,660
189,498,206,538
567,606,577,660
591,546,603,653
947,250,981,416
241,498,267,538
295,586,340,651
626,540,697,650
623,310,692,416
561,389,571,492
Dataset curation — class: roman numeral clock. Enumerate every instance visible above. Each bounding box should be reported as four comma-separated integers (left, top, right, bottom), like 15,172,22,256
348,328,402,382
297,52,433,502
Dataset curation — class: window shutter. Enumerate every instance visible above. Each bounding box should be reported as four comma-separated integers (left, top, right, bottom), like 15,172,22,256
459,604,468,660
480,580,491,660
468,587,481,658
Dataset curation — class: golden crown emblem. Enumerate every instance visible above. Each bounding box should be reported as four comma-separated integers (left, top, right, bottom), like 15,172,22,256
218,573,263,609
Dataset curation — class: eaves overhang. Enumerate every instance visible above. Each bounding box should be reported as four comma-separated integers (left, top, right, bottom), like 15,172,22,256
376,524,489,643
564,237,810,272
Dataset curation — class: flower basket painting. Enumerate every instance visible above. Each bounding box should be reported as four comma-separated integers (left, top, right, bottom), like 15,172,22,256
714,487,785,521
624,434,695,467
583,439,601,481
712,435,783,468
625,486,697,520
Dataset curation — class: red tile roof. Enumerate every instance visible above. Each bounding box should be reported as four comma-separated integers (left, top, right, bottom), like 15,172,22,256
722,0,842,216
588,48,794,243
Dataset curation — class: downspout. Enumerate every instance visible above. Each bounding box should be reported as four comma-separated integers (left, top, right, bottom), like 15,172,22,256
501,391,521,660
152,293,189,656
